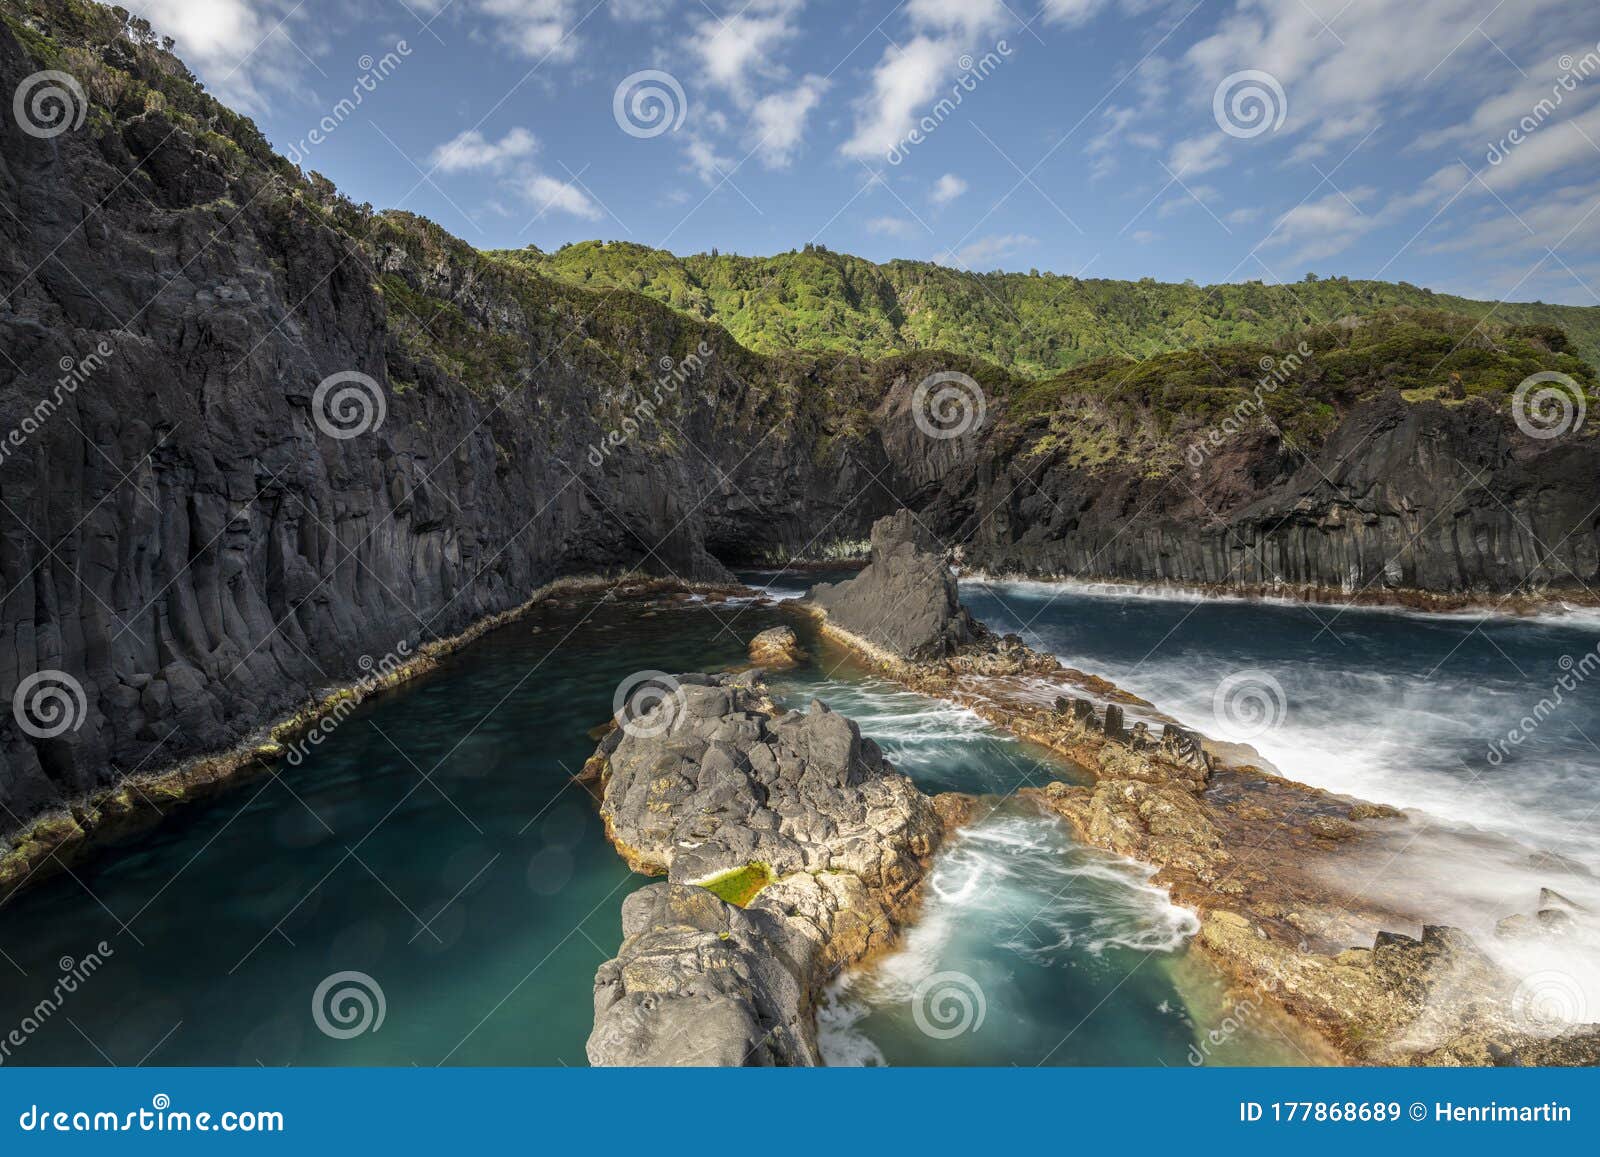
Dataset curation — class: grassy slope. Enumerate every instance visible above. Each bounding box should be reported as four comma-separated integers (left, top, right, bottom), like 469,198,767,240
500,240,1600,377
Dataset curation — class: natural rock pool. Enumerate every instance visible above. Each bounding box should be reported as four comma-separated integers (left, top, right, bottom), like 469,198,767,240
0,574,1593,1066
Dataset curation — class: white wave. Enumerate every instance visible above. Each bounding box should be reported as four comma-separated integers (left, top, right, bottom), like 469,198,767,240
817,810,1198,1065
964,575,1600,628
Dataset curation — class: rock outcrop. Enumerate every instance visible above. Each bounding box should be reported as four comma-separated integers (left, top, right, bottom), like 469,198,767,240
807,511,976,661
747,626,804,669
584,670,946,1065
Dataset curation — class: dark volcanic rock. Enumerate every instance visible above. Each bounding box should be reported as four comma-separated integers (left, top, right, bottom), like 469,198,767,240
588,883,818,1066
807,510,976,661
586,670,945,1066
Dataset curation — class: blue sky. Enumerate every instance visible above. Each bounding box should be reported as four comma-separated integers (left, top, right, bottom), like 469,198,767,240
128,0,1600,304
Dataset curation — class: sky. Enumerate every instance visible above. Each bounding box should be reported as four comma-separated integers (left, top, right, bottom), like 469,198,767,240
125,0,1600,304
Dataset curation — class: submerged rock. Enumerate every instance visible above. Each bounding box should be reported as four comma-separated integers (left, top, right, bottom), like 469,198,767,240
747,626,805,669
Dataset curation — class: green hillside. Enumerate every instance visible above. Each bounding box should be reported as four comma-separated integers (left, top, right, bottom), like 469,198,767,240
493,240,1600,377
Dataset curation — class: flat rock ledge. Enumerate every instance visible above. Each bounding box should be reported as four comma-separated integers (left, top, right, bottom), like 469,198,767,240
583,671,949,1066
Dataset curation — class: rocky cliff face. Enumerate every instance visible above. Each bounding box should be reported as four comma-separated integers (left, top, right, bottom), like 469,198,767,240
0,15,905,832
4,5,1600,841
935,390,1600,599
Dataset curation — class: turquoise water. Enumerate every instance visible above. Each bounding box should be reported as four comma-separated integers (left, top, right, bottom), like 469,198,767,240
0,576,1364,1067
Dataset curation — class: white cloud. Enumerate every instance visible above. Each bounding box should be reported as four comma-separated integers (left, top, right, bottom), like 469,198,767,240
905,0,1008,38
1261,188,1380,263
930,173,968,204
683,134,736,183
610,0,675,20
479,0,581,60
841,36,958,159
749,75,828,168
867,216,918,238
1167,133,1225,175
430,127,539,173
130,0,301,111
690,0,805,105
524,172,601,219
940,233,1036,267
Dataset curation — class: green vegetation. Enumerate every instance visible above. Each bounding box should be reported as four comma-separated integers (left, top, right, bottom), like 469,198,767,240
696,862,775,908
12,0,1600,486
1002,309,1598,472
497,241,1600,377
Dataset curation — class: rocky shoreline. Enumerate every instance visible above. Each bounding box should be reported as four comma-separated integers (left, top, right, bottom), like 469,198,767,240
961,569,1600,618
795,512,1600,1067
0,575,748,904
581,669,965,1065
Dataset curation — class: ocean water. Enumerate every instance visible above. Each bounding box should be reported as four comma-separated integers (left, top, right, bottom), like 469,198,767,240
11,571,1578,1067
962,578,1600,1028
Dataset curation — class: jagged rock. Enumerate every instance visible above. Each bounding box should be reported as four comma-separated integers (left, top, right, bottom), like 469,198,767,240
587,883,818,1066
1348,802,1405,821
586,671,944,1066
1102,703,1126,740
806,511,976,661
747,627,804,669
1308,816,1359,841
